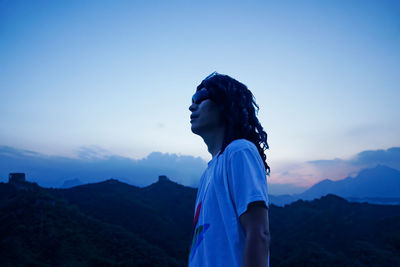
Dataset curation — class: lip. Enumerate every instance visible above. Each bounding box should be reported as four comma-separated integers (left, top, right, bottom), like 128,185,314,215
190,115,199,120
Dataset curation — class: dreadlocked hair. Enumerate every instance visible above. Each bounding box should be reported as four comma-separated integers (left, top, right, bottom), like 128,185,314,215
197,73,270,175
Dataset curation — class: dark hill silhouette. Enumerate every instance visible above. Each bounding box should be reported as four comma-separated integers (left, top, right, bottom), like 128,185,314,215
61,178,82,188
269,194,400,266
142,175,197,237
50,176,196,263
1,175,400,266
0,181,179,266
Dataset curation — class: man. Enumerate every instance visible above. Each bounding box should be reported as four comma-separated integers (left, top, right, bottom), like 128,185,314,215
188,72,271,267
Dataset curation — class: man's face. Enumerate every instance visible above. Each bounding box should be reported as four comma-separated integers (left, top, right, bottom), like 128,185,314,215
189,88,224,136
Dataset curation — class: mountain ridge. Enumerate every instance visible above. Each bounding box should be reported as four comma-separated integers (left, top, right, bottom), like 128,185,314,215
1,175,400,266
301,164,400,199
270,165,400,206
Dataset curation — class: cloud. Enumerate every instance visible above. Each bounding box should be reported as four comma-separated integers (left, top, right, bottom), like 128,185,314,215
309,147,400,169
350,147,400,167
76,145,112,160
2,145,399,193
269,147,400,188
305,147,400,183
269,161,326,188
0,145,207,188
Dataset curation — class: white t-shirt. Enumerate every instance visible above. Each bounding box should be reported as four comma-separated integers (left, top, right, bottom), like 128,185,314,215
189,139,270,267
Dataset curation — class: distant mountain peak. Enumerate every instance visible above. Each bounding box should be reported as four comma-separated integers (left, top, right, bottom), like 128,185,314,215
299,165,400,200
317,179,335,185
158,175,170,182
143,175,187,192
100,178,127,186
153,175,180,187
373,164,397,171
357,164,400,177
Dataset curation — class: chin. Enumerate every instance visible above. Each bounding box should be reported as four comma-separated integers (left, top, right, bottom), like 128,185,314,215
190,124,203,135
190,125,199,134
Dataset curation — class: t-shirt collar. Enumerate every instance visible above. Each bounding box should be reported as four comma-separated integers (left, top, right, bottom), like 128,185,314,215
208,150,221,166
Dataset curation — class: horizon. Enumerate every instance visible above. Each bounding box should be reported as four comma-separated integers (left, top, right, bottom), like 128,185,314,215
1,1,399,189
1,144,400,195
3,161,400,199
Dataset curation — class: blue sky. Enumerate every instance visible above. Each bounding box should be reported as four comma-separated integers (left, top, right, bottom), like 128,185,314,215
1,0,399,187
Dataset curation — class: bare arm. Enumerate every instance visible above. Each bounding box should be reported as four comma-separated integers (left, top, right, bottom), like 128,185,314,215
239,201,270,267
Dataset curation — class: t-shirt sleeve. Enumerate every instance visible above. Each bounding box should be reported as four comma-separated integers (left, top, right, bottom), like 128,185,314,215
227,146,269,217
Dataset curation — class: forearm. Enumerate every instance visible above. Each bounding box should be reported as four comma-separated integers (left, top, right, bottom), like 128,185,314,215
242,234,270,267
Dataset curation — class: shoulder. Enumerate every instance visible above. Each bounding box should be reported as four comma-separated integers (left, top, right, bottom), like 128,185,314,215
224,139,258,157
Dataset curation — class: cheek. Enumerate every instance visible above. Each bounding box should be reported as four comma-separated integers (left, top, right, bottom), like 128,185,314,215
200,101,224,120
209,109,225,124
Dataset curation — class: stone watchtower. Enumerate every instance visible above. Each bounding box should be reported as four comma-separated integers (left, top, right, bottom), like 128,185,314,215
8,173,26,184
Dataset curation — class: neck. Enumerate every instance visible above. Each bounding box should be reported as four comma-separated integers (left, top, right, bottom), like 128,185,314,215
201,126,225,158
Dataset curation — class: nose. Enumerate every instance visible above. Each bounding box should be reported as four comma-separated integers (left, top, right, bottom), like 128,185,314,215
189,102,197,112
